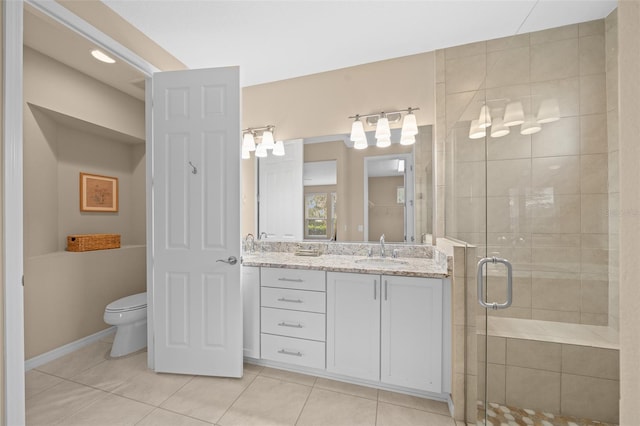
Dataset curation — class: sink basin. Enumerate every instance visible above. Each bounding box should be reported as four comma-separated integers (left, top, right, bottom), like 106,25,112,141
354,258,408,267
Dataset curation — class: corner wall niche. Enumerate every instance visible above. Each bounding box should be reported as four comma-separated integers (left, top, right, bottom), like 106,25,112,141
25,103,146,257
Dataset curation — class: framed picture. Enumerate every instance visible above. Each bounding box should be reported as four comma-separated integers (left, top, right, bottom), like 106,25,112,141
80,172,119,212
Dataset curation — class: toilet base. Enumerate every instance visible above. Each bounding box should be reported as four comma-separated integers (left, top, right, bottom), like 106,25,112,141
110,319,147,357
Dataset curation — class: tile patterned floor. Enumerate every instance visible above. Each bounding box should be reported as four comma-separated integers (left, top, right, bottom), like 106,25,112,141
26,335,457,425
478,401,618,426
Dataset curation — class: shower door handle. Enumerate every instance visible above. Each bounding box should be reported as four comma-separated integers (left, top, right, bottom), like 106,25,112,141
477,257,513,310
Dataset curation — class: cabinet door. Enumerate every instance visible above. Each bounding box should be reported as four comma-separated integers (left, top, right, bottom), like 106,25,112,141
326,272,380,381
242,266,260,359
381,276,442,392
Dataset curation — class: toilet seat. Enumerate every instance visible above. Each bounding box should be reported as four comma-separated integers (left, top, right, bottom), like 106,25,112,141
105,292,147,313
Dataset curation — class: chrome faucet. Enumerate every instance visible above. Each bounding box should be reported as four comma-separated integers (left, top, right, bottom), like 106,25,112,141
245,233,255,253
259,232,267,240
380,234,386,258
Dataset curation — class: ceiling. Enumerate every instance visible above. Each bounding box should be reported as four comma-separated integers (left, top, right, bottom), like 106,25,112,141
102,0,617,87
24,1,617,98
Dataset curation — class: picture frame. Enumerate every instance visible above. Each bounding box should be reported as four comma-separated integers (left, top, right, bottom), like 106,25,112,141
79,172,119,212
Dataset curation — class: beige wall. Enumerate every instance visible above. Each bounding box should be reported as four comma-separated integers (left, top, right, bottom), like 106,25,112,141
243,53,435,141
441,21,610,326
617,1,640,422
23,47,146,357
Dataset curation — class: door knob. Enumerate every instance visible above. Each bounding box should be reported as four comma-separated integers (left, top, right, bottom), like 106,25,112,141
216,256,238,265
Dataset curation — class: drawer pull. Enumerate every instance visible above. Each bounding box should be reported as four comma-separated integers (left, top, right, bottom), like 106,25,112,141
277,297,303,303
278,349,303,357
278,277,304,283
278,321,303,328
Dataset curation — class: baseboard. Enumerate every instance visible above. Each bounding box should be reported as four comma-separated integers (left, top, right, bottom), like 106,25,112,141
25,327,116,371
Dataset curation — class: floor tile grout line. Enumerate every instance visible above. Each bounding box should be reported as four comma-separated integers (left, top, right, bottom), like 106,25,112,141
293,379,316,426
214,370,260,424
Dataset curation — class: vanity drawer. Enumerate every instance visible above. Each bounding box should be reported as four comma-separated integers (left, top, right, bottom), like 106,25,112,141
261,333,325,369
261,307,325,341
261,287,326,313
261,267,325,292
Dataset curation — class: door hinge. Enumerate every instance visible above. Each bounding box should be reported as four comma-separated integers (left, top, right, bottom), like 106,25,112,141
22,275,24,286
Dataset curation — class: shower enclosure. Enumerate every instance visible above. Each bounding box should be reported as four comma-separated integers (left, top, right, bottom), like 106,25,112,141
440,15,619,425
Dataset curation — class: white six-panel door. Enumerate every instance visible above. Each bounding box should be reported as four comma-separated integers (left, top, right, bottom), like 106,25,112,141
152,67,242,377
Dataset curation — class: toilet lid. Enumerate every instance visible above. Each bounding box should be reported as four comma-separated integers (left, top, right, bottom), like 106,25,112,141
106,292,147,312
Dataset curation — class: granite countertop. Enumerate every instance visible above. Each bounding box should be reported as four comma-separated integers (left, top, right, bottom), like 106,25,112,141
242,252,449,278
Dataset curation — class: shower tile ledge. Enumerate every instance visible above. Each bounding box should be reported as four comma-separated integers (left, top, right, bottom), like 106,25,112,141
477,316,619,349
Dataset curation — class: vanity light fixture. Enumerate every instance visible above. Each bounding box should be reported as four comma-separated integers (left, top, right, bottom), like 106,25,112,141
242,125,283,159
90,49,116,64
347,107,420,149
490,117,510,138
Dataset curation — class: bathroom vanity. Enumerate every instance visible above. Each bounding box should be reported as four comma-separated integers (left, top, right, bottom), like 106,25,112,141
241,242,451,402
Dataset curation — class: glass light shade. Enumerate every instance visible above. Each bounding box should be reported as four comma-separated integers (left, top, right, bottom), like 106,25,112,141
241,146,251,159
401,112,418,137
400,134,416,145
490,118,510,138
503,101,525,127
350,119,366,143
255,143,268,157
478,105,492,129
375,116,391,140
272,140,285,156
376,136,391,148
468,119,486,139
242,132,256,151
261,130,275,150
353,137,368,150
536,98,560,124
520,115,542,135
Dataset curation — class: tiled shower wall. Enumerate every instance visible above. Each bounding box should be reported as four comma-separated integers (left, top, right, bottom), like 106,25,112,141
440,20,610,325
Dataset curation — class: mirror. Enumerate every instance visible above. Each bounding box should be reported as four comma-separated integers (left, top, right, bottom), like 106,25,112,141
257,125,432,243
365,153,413,243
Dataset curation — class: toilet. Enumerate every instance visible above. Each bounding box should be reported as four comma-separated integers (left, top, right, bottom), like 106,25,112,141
103,292,147,357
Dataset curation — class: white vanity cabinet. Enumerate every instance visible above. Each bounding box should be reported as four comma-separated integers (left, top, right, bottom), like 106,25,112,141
326,272,381,381
259,267,326,369
380,275,443,392
327,271,448,394
241,266,261,359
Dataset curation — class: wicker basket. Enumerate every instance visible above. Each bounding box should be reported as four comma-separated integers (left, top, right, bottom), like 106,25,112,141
67,234,121,252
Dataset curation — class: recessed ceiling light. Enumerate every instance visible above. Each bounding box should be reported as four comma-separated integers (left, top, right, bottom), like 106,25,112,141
90,49,116,64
